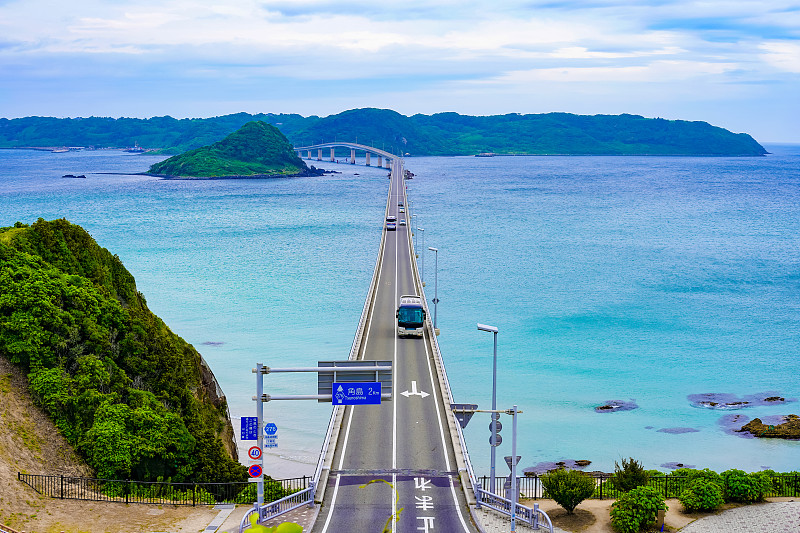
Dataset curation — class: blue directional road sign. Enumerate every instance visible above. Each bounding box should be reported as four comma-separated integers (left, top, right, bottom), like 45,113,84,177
241,416,258,440
332,382,382,405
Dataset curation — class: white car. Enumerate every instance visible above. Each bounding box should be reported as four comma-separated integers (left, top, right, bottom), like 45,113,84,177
399,219,407,226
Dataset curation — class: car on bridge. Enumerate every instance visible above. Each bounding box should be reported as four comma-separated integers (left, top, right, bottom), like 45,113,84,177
399,207,405,213
399,219,407,226
398,201,404,207
386,215,397,222
386,222,397,231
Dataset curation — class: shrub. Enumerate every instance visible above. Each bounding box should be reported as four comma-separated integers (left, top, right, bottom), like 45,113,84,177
611,457,650,492
720,469,770,503
610,485,667,533
540,469,596,514
679,478,725,512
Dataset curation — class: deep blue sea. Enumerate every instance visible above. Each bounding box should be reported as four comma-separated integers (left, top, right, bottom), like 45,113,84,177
2,146,799,477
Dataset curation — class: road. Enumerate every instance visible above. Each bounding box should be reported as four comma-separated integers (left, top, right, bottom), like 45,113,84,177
313,161,477,533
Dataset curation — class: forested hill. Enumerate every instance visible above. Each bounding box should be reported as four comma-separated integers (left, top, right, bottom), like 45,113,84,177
0,109,767,156
148,121,308,177
0,219,246,483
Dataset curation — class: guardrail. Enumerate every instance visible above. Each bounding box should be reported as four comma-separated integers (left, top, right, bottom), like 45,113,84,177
476,472,800,500
18,473,307,506
0,523,21,533
475,487,553,532
239,485,315,533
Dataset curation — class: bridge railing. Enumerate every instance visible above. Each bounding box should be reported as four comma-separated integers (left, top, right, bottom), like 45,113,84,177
474,487,553,532
239,485,315,533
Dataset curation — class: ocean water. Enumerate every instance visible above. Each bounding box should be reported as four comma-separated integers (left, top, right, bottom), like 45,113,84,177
1,147,799,477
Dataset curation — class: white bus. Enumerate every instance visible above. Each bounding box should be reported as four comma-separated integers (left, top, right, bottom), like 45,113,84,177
397,295,426,337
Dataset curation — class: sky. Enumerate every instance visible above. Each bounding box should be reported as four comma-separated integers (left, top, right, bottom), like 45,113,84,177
0,0,798,142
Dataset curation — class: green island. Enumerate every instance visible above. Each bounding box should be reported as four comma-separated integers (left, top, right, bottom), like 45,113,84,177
147,120,309,178
0,219,246,483
0,108,768,156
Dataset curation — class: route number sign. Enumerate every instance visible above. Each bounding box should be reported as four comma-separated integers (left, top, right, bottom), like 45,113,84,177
264,422,278,436
248,446,262,461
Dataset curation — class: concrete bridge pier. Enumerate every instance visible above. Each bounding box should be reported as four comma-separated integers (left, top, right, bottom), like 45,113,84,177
365,153,371,166
330,148,335,162
377,155,382,168
350,149,356,164
307,150,312,160
317,149,322,161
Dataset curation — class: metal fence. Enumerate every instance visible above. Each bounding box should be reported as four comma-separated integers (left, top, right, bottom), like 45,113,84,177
18,473,309,506
477,473,800,500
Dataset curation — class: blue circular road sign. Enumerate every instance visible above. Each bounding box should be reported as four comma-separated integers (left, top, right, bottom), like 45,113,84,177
248,464,263,478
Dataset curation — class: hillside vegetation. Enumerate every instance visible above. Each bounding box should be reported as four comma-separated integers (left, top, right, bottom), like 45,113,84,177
0,219,246,483
0,108,767,156
148,120,308,177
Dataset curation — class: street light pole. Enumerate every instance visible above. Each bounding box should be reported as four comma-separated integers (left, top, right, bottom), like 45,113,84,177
477,323,499,494
428,247,439,330
417,228,425,283
511,404,519,533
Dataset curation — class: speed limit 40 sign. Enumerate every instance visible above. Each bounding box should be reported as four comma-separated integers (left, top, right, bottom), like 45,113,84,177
248,446,262,461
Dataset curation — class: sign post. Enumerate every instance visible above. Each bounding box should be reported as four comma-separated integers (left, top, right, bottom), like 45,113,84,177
256,363,264,508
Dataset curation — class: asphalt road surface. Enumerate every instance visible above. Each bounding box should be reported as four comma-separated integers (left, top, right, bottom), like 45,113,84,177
313,161,477,533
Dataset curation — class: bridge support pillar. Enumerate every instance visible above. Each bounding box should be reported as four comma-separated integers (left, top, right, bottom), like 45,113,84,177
330,148,335,162
385,158,391,169
350,149,356,164
317,149,322,161
307,150,312,160
365,153,371,166
377,155,382,168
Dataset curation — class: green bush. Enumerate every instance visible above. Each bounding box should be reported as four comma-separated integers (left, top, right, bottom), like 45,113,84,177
679,478,725,512
611,457,650,492
540,469,597,514
610,485,667,533
720,469,769,503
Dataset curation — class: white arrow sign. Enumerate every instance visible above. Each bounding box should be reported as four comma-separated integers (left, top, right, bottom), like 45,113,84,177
401,381,429,398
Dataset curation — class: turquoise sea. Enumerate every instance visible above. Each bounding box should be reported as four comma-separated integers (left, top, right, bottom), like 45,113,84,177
1,146,799,477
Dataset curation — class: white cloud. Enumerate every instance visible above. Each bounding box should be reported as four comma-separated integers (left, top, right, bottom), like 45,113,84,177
760,41,800,73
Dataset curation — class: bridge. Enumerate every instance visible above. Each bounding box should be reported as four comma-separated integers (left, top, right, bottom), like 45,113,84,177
294,142,399,168
242,153,552,532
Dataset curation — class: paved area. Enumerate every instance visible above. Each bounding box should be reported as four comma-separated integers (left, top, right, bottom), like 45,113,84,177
679,501,800,533
471,501,800,533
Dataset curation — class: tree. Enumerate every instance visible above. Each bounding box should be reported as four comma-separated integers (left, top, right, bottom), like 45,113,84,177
540,469,596,514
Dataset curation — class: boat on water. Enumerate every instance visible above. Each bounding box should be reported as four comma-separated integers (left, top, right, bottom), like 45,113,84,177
475,152,496,157
62,174,87,179
125,142,146,153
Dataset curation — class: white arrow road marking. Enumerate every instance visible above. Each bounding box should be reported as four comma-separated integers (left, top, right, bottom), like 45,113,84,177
400,381,430,398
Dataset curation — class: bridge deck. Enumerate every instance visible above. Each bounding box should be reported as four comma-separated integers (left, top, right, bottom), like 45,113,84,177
312,161,477,533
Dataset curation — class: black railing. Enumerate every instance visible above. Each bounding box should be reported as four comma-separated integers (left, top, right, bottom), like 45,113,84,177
18,473,309,506
477,472,800,500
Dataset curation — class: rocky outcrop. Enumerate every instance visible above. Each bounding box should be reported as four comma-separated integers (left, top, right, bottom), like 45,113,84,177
739,415,800,439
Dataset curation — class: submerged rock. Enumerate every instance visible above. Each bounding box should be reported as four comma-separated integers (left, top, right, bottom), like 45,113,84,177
660,462,696,470
595,399,638,413
688,392,796,410
657,427,700,434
